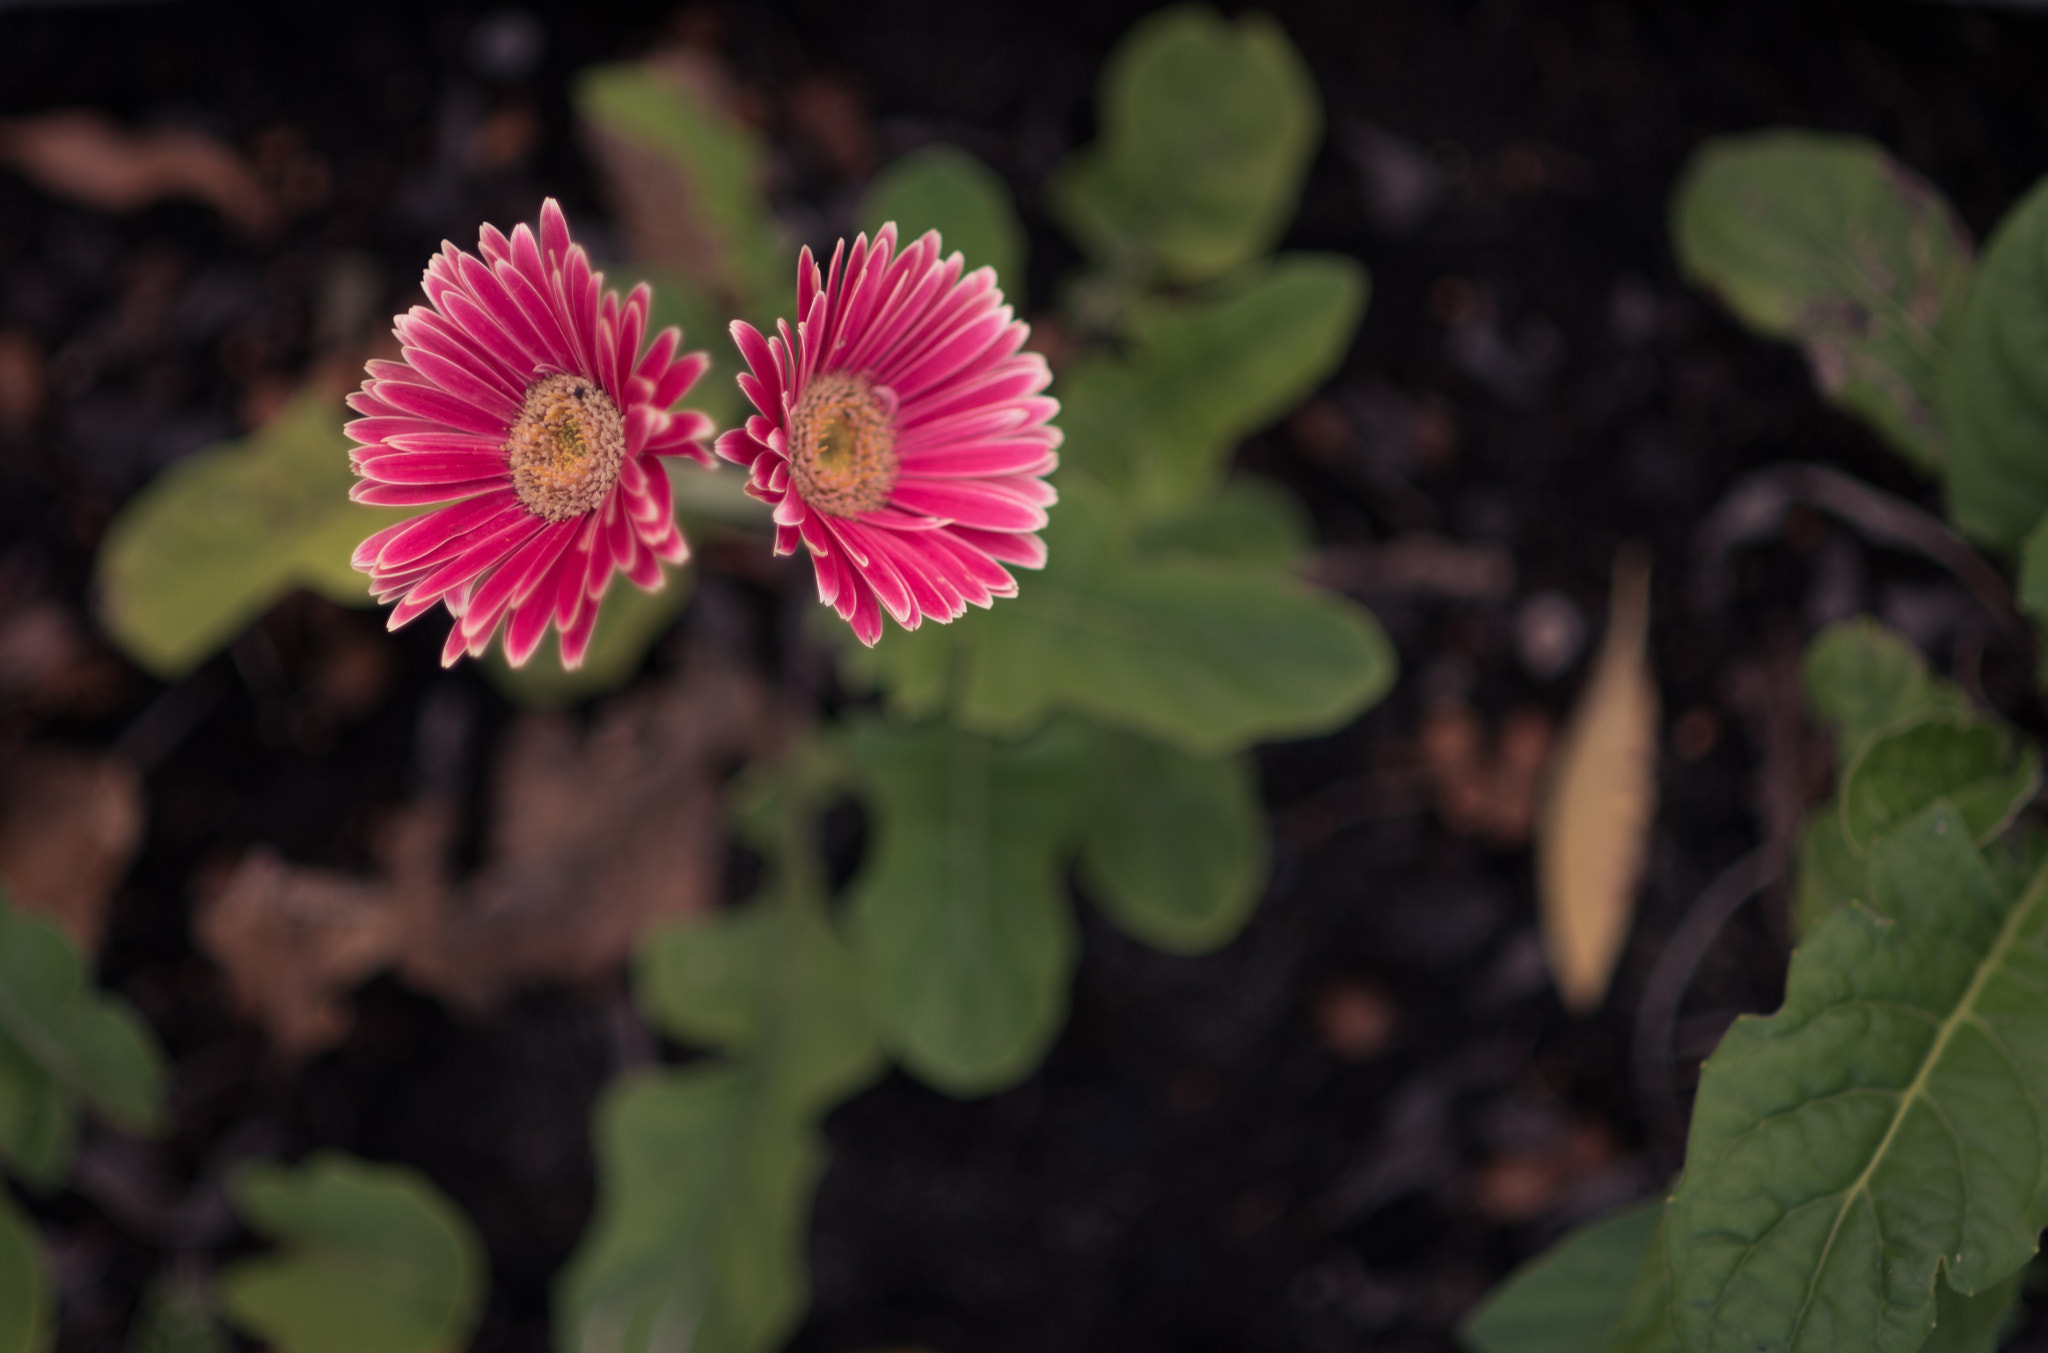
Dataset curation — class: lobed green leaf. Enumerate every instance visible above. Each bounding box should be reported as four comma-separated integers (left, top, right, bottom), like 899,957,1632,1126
0,892,165,1186
1944,175,2048,549
0,1190,51,1353
1077,730,1267,954
1801,618,1968,771
95,389,405,678
858,144,1026,286
1839,714,2039,855
1667,803,2048,1353
1050,4,1320,285
1671,131,1971,472
215,1153,486,1353
844,719,1088,1096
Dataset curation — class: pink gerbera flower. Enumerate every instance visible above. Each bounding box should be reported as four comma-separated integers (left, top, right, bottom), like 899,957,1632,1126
717,223,1060,645
346,198,713,668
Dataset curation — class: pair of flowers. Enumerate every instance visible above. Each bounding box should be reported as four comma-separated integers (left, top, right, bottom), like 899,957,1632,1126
347,199,1061,665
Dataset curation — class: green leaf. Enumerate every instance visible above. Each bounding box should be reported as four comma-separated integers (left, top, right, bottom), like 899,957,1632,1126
0,1191,51,1353
844,719,1088,1095
1945,176,2048,549
636,903,776,1057
1801,618,1968,770
1606,1214,1680,1353
1666,802,2048,1353
1063,254,1369,517
556,1066,821,1353
1671,131,1971,472
95,388,405,678
1920,1263,2027,1353
1839,715,2039,855
2017,513,2048,635
857,144,1025,286
1461,1198,1667,1353
573,63,786,316
215,1153,486,1353
1793,809,1868,939
1077,730,1267,954
1050,4,1320,285
0,892,165,1185
1134,476,1312,565
127,1273,230,1353
482,566,693,708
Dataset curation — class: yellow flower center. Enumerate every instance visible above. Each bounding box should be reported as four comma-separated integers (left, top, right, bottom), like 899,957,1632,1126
788,372,897,517
507,373,625,522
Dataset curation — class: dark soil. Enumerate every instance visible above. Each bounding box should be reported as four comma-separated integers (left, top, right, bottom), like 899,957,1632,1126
5,1,2048,1351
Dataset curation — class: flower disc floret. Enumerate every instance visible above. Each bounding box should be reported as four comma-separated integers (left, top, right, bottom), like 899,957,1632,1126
717,223,1061,646
345,198,714,669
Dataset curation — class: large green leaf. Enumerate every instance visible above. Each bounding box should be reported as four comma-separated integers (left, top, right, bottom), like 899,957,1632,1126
1077,730,1267,954
95,389,405,678
215,1153,486,1353
1801,618,1968,770
1061,254,1369,517
1050,4,1320,284
858,144,1025,287
1945,176,2048,549
1838,714,2039,854
1667,803,2048,1353
0,1191,50,1353
1460,1198,1669,1353
573,63,786,315
0,892,165,1187
1671,132,1971,472
1134,476,1312,566
843,719,1088,1096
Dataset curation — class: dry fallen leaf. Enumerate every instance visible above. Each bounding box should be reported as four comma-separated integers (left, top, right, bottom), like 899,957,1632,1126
0,110,278,236
195,652,769,1057
0,745,145,950
1534,547,1658,1013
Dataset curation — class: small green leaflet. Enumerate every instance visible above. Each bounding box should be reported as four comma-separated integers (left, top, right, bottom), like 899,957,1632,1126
1921,1265,2027,1353
563,815,884,1353
1050,4,1321,285
95,388,405,678
0,1190,51,1353
844,719,1088,1096
215,1153,487,1353
1800,618,1968,770
858,144,1026,286
126,1272,230,1353
1839,715,2040,854
1944,176,2048,550
1460,1198,1672,1353
1077,730,1267,955
1667,803,2048,1353
1061,254,1369,518
0,891,165,1187
1671,131,1972,473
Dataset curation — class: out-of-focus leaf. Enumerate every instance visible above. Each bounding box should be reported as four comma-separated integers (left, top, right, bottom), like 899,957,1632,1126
0,891,164,1186
1671,131,1971,472
96,388,405,678
1062,254,1368,517
1920,1264,2027,1353
1667,804,2048,1353
564,838,881,1353
1077,730,1266,954
1838,714,2039,855
483,568,694,709
1946,178,2048,549
844,719,1088,1096
574,60,785,316
1801,618,1968,770
1605,1215,1679,1353
0,1190,51,1353
1050,4,1320,284
857,144,1025,286
1535,549,1658,1013
1460,1198,1666,1353
857,479,1393,756
126,1273,229,1353
1792,809,1867,939
215,1153,486,1353
1134,476,1312,565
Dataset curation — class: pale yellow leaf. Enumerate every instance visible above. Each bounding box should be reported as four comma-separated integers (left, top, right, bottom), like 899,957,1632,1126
1535,546,1659,1012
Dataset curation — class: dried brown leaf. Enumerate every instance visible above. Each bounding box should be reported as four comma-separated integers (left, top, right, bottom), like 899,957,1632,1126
1534,547,1659,1012
0,746,145,950
0,110,278,236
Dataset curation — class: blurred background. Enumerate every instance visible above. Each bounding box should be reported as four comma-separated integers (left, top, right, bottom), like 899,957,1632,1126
4,1,2048,1350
